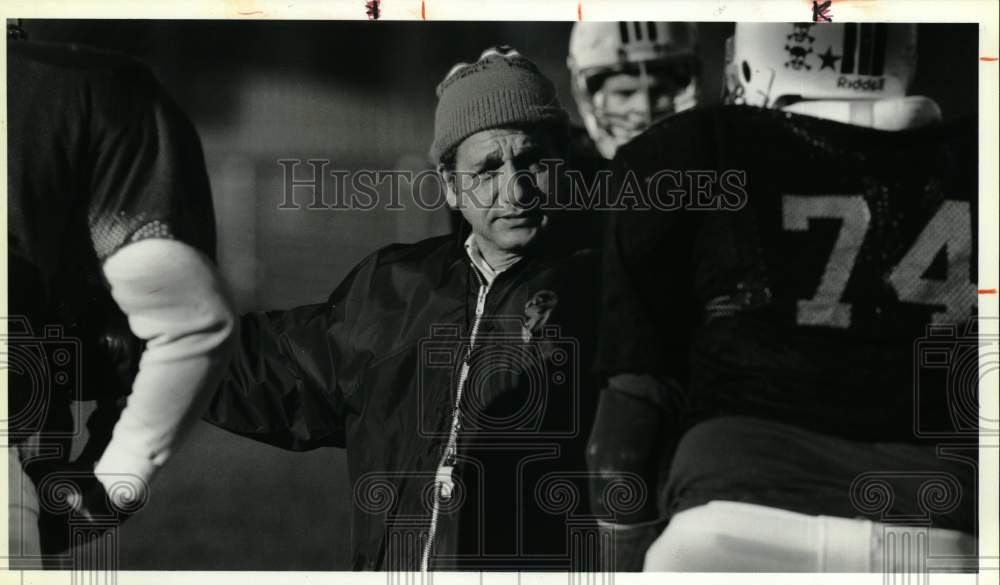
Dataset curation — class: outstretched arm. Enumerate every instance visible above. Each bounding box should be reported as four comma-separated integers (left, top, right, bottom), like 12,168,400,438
203,252,372,451
203,302,351,452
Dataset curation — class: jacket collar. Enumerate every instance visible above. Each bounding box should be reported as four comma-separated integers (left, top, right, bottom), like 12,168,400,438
440,219,591,291
463,234,523,287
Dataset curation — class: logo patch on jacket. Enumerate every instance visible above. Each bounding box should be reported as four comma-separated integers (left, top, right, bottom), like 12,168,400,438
522,290,558,343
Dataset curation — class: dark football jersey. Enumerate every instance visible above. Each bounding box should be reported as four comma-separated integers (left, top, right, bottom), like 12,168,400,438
597,104,978,531
598,105,977,442
6,41,216,441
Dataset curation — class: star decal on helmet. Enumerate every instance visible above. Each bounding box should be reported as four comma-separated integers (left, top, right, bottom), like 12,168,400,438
819,46,843,70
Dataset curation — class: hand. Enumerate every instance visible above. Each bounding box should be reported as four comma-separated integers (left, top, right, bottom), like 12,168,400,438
36,463,146,553
66,471,140,524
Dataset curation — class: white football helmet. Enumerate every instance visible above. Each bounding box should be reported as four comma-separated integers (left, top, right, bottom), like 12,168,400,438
568,22,700,159
723,23,918,108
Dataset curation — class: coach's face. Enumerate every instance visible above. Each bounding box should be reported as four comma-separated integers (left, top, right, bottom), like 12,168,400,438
442,127,557,262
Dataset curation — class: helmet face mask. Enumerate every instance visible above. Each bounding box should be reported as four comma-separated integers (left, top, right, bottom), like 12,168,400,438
569,22,701,159
723,23,918,109
585,59,699,157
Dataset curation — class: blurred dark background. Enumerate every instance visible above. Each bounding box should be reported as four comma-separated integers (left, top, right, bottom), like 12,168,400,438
11,20,978,569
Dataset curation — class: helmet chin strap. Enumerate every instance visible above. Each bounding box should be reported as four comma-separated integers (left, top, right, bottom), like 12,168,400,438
636,61,655,127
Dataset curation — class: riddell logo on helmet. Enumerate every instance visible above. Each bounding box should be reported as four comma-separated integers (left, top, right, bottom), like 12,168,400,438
836,76,886,91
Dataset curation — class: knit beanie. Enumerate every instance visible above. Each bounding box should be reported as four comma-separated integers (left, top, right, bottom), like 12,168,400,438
431,46,569,164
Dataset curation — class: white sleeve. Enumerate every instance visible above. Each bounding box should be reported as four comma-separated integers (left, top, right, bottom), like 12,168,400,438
95,238,237,505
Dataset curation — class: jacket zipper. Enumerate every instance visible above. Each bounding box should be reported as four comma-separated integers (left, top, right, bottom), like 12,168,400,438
421,276,489,571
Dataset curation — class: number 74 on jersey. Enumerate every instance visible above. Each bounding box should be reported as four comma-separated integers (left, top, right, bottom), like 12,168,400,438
783,196,974,328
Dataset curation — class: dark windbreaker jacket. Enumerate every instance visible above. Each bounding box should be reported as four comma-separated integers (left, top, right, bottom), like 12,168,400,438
205,233,601,570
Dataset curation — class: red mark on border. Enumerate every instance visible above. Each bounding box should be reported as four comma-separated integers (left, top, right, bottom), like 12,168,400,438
812,0,832,22
979,289,997,294
981,57,998,62
577,2,582,21
421,0,426,20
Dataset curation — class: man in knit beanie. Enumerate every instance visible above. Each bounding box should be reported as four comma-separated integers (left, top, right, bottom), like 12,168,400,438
206,46,605,571
431,46,569,165
432,46,571,274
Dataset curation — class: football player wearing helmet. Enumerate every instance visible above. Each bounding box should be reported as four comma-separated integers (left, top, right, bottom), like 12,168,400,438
591,22,977,571
567,22,700,160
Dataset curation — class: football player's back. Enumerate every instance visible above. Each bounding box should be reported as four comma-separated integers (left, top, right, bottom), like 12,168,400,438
592,23,978,572
611,104,976,442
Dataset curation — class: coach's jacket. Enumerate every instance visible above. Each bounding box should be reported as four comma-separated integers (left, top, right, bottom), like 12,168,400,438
205,232,601,570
